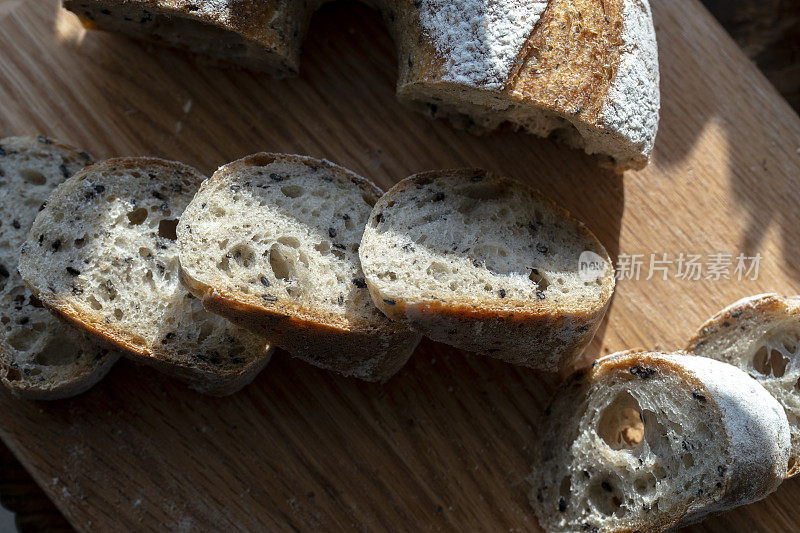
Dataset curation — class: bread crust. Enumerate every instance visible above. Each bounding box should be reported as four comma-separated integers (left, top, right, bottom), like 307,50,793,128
177,153,422,382
360,169,614,373
531,351,790,532
64,0,660,169
687,293,800,477
18,157,272,396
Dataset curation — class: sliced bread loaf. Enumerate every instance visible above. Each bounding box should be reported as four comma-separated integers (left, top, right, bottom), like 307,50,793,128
177,153,422,382
530,351,790,532
18,157,272,395
0,135,119,399
358,169,614,373
687,293,800,477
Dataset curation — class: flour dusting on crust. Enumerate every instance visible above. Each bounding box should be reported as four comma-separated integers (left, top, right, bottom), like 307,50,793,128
418,0,548,90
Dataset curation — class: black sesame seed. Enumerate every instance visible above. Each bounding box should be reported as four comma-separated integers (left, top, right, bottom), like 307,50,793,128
37,135,51,144
499,289,506,298
337,295,344,305
66,267,80,276
261,294,278,303
375,213,384,223
630,365,656,379
352,278,367,288
692,391,707,403
19,317,29,325
260,276,270,287
332,243,346,250
383,299,396,305
536,244,548,254
536,291,546,299
269,173,282,181
12,220,20,229
557,497,567,512
79,151,91,160
328,227,337,238
95,184,105,193
52,240,61,252
152,190,164,200
433,192,445,202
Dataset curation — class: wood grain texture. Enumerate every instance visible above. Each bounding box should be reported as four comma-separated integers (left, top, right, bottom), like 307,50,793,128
0,0,799,530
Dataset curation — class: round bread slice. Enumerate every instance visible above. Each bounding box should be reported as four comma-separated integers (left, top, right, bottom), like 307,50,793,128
358,169,614,373
18,157,272,396
530,351,790,533
177,153,422,382
0,135,119,400
687,293,800,477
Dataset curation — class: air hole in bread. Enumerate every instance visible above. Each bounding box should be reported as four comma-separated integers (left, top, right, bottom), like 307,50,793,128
113,308,124,320
7,330,34,351
211,205,226,217
230,245,255,269
682,453,695,468
753,345,789,378
158,219,179,241
587,476,624,516
529,269,550,291
427,261,449,280
127,207,148,225
197,323,214,343
277,236,301,249
269,244,294,281
632,472,657,494
597,392,644,451
462,182,502,201
314,241,330,254
34,335,77,366
74,238,86,249
20,169,46,186
87,295,103,311
281,184,304,198
5,367,20,382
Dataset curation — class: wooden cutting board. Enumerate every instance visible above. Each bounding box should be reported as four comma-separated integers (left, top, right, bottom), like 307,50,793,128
1,0,800,530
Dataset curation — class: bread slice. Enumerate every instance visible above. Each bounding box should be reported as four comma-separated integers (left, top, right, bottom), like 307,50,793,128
18,157,272,395
358,169,614,373
177,153,422,382
64,0,660,170
530,351,790,532
0,135,119,399
687,293,800,477
62,0,310,76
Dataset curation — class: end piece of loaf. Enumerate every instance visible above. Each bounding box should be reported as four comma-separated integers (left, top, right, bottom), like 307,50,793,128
359,169,614,373
62,0,310,76
0,135,119,399
63,0,660,169
687,293,800,477
530,351,790,532
18,157,272,396
177,153,422,382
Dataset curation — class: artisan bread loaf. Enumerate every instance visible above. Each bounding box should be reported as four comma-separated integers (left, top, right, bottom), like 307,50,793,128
358,169,614,372
177,153,422,381
18,157,272,395
64,0,660,169
0,135,119,399
687,293,800,477
63,0,310,76
530,351,790,532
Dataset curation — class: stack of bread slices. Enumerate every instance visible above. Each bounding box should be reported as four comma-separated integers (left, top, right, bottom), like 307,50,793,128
3,135,796,531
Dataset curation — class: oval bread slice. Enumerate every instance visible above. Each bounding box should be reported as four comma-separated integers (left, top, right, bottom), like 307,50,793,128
177,153,422,382
18,157,272,396
358,169,614,372
530,351,790,532
687,293,800,477
0,135,119,399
